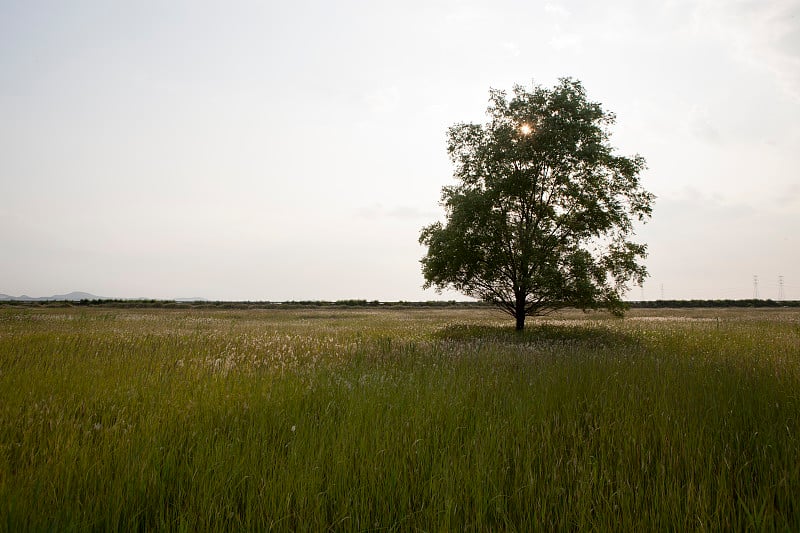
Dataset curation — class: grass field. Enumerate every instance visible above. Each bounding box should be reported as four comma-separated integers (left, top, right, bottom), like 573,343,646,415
1,306,799,530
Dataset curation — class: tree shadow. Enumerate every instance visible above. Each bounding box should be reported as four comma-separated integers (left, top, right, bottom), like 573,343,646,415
432,322,639,349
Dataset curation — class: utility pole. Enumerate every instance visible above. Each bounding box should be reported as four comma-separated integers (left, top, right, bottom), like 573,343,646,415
778,275,785,300
753,275,759,299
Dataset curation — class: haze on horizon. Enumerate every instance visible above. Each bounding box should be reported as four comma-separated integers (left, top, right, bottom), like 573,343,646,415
1,0,798,302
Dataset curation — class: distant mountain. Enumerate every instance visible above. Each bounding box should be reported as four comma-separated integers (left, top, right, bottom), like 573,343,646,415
0,292,211,302
0,291,108,301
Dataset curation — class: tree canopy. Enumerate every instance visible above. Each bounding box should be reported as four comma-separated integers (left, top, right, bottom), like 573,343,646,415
419,78,654,330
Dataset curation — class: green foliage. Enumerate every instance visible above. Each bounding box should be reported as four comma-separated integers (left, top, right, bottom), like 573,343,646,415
420,78,654,328
1,308,800,530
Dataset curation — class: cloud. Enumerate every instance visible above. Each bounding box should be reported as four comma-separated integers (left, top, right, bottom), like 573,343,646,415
544,2,571,18
500,41,521,57
549,26,583,51
638,187,799,299
687,105,722,143
775,182,800,210
363,86,400,114
444,4,488,25
542,1,580,51
357,204,437,221
688,0,800,100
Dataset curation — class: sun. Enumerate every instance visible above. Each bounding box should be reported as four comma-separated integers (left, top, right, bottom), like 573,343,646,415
519,123,533,135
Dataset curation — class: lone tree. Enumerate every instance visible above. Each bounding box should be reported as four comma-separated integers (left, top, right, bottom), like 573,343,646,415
419,78,654,330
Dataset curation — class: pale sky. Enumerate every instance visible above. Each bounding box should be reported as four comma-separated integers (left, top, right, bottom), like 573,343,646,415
1,0,798,301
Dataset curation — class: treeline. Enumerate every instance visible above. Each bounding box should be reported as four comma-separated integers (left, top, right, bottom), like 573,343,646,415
3,299,798,310
0,299,490,310
628,299,800,308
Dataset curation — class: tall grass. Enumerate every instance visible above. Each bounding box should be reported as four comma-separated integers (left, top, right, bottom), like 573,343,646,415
1,307,798,530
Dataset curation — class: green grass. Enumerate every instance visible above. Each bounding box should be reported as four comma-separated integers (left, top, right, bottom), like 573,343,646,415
1,307,799,530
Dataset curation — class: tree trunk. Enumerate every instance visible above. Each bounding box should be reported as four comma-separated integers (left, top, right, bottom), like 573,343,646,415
514,294,526,331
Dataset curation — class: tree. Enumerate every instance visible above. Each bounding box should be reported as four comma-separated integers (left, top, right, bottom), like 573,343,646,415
419,78,654,330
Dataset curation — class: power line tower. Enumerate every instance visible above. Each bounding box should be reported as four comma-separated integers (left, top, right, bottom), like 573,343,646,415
778,275,785,300
753,275,759,299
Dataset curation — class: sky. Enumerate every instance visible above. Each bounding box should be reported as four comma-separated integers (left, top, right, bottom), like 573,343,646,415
1,0,798,301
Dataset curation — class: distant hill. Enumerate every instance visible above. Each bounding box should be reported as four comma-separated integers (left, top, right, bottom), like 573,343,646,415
0,291,108,301
0,293,211,303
